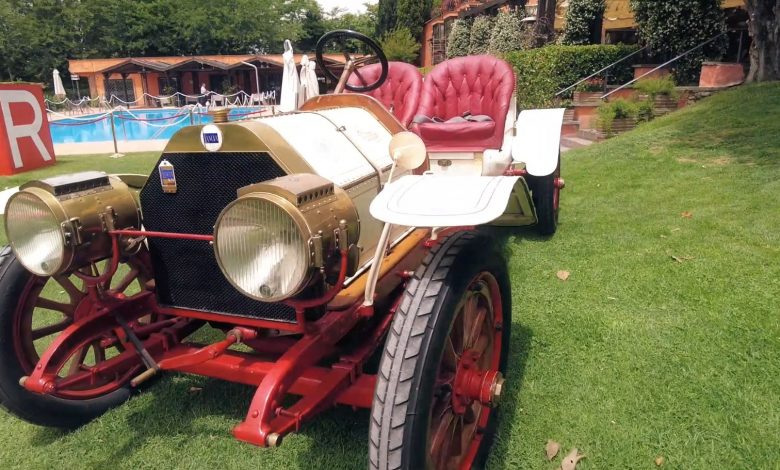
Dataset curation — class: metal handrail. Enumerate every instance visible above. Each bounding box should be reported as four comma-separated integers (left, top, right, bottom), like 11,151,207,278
602,31,729,99
555,46,648,97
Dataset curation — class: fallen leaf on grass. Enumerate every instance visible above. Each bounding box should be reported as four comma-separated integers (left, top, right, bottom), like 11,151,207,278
655,455,665,466
188,386,203,393
681,211,693,219
545,440,560,461
556,270,570,281
559,448,586,470
671,255,695,263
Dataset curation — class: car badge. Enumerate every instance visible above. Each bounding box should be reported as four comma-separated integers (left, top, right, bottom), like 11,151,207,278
201,124,223,152
158,159,177,194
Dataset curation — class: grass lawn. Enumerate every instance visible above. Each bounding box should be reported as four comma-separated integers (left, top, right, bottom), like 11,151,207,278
0,82,778,469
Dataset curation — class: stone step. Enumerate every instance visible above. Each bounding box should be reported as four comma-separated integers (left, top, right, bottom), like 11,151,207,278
561,120,580,136
560,135,595,149
577,129,605,141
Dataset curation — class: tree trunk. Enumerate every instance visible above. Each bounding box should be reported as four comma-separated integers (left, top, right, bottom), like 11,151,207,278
535,0,559,45
745,0,780,82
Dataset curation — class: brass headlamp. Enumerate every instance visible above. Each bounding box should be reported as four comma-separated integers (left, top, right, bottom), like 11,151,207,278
4,171,141,276
213,174,359,302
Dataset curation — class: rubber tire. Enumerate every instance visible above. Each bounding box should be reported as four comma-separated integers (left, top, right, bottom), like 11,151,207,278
527,156,560,236
0,246,132,429
369,231,511,470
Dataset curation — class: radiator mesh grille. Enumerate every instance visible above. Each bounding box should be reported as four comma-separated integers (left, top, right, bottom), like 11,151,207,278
139,152,296,323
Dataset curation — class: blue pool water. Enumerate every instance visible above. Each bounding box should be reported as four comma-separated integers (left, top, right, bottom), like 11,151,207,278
49,108,261,144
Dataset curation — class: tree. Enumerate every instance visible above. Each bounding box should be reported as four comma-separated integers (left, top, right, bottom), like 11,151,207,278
560,0,605,45
396,0,432,40
469,15,494,55
380,27,421,62
744,0,780,82
326,4,379,39
535,0,559,45
488,11,529,55
377,0,398,37
630,0,727,84
446,19,472,58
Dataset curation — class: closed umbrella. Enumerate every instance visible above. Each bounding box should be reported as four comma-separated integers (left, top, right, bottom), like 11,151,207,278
280,40,299,112
299,55,320,102
52,69,66,98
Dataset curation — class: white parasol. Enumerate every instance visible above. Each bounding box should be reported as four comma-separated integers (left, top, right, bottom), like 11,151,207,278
52,69,66,97
299,55,320,103
280,40,299,112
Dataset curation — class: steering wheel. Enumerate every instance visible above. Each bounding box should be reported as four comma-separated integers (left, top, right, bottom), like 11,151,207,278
316,30,389,93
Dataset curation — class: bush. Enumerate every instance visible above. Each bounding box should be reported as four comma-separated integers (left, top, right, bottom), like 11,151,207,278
446,19,471,58
575,77,605,92
380,27,421,62
634,76,678,99
560,0,606,45
504,44,639,109
488,11,528,55
469,15,493,55
597,98,645,133
630,0,727,85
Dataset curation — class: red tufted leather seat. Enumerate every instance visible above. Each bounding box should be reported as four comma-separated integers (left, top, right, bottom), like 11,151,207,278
411,55,515,152
346,62,423,128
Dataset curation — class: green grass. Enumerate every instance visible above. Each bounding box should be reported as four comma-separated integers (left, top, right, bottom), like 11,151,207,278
1,82,779,469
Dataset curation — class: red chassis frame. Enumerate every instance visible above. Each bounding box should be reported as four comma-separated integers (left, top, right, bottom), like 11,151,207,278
20,227,433,447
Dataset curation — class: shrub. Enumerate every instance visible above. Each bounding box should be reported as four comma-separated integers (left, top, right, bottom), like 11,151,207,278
630,0,727,85
488,11,528,55
504,44,639,109
380,27,421,62
597,98,638,133
634,76,679,99
575,77,605,92
446,19,471,58
469,15,493,55
560,0,606,45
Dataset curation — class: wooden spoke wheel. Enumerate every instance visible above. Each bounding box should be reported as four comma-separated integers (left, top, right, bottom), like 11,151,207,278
0,245,156,428
370,231,511,470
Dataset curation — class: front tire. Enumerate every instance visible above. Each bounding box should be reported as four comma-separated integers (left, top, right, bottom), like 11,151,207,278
0,246,144,428
370,231,511,470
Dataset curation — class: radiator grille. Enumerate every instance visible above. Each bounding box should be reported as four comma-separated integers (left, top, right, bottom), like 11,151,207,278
139,152,297,323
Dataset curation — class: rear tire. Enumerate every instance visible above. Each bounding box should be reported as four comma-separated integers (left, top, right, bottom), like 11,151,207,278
0,246,132,428
527,155,561,236
369,231,511,470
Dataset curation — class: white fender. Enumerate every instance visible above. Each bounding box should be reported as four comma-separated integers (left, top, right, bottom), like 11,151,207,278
512,108,565,176
369,174,524,227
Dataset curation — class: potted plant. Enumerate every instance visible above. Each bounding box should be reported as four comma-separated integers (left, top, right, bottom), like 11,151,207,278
573,78,605,105
597,98,640,137
699,62,745,88
634,77,679,117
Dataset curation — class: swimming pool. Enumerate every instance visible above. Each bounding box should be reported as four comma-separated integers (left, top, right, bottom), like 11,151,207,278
49,108,262,144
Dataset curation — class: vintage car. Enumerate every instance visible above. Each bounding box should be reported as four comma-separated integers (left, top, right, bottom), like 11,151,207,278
0,31,564,469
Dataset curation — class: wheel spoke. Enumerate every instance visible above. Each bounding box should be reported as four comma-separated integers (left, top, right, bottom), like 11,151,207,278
36,297,75,316
54,275,84,302
31,319,72,340
67,345,89,376
92,341,106,363
442,336,459,373
465,307,487,351
113,267,139,293
430,409,456,469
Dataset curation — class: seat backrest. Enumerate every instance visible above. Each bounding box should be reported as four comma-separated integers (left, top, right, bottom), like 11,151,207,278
347,62,423,128
416,55,515,133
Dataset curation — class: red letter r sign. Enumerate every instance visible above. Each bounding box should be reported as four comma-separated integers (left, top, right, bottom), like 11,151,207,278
0,83,56,175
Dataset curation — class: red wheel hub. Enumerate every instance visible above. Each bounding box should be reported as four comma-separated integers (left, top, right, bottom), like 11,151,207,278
452,349,504,414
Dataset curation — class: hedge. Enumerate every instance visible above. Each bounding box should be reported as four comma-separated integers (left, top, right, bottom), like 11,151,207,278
504,44,639,109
